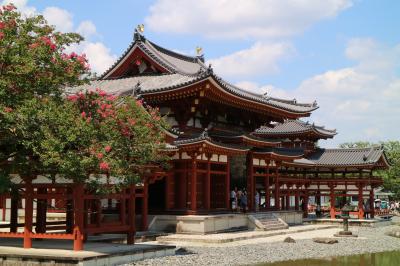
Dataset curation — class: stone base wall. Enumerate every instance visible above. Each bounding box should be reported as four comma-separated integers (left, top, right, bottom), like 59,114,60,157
150,214,249,234
273,211,303,225
150,211,303,234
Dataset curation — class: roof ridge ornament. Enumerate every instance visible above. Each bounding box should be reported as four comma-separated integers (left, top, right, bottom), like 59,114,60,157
201,128,209,139
195,46,205,62
133,81,142,96
196,46,203,56
134,24,145,41
207,64,213,74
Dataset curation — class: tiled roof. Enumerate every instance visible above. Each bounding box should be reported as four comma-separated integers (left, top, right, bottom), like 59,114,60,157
66,73,198,96
210,75,318,114
173,131,250,151
67,73,317,114
89,33,318,115
100,34,206,78
254,119,336,137
306,146,388,167
209,131,280,144
252,147,304,157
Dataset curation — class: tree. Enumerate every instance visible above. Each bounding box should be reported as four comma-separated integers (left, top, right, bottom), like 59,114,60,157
0,4,90,191
0,5,169,192
340,141,400,199
15,90,169,188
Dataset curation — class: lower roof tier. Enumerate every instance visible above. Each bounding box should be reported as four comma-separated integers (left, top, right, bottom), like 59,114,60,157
166,131,389,170
254,119,337,139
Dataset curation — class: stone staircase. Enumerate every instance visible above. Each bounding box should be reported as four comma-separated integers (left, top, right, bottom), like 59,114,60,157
249,213,289,231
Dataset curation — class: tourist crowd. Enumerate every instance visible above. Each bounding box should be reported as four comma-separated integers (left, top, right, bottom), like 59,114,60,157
230,188,250,212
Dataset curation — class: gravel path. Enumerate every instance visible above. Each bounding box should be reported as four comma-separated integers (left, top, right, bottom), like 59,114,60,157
127,225,400,266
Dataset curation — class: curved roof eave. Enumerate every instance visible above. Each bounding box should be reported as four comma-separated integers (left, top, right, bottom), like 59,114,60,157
141,75,317,116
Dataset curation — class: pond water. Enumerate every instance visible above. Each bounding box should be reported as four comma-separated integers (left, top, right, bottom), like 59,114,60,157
261,250,400,266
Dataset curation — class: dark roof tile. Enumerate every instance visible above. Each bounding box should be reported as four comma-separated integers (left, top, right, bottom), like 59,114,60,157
306,146,387,167
255,119,336,137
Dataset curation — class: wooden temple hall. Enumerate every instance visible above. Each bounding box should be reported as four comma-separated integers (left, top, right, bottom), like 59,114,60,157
0,30,390,250
76,31,389,218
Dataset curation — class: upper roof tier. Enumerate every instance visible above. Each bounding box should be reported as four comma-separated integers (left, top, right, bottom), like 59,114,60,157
101,33,207,78
79,32,317,117
254,119,337,139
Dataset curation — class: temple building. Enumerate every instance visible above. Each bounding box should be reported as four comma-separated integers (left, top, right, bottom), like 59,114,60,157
72,30,389,221
0,30,391,250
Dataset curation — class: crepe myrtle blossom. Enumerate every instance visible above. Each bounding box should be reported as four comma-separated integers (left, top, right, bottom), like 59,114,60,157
99,161,110,171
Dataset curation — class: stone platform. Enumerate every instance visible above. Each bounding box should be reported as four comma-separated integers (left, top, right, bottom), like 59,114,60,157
149,211,303,234
0,238,175,265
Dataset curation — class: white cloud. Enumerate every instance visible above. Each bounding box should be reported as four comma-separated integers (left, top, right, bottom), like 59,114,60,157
42,7,74,32
66,42,117,75
39,6,116,75
76,20,97,39
234,38,400,146
209,42,293,79
1,1,117,75
146,0,353,39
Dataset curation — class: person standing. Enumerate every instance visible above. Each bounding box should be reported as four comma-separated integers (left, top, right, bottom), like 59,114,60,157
255,191,260,212
237,190,243,212
364,200,370,219
230,188,236,211
241,192,248,213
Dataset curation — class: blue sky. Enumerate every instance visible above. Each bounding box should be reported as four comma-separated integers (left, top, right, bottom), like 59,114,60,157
4,0,400,147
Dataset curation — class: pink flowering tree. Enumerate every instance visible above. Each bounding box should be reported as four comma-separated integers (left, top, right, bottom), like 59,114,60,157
0,5,169,192
0,4,91,190
13,89,169,190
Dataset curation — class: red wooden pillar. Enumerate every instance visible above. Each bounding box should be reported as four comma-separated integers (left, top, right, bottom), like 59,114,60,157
303,192,309,218
286,192,290,210
36,187,47,233
358,183,364,219
66,187,74,234
204,156,211,211
73,183,84,251
190,157,197,212
247,153,254,211
225,157,230,210
165,172,172,211
10,188,18,233
127,184,136,244
23,179,33,249
142,178,149,231
295,185,300,211
369,188,375,219
265,162,270,209
1,195,5,222
274,165,280,210
329,184,335,219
